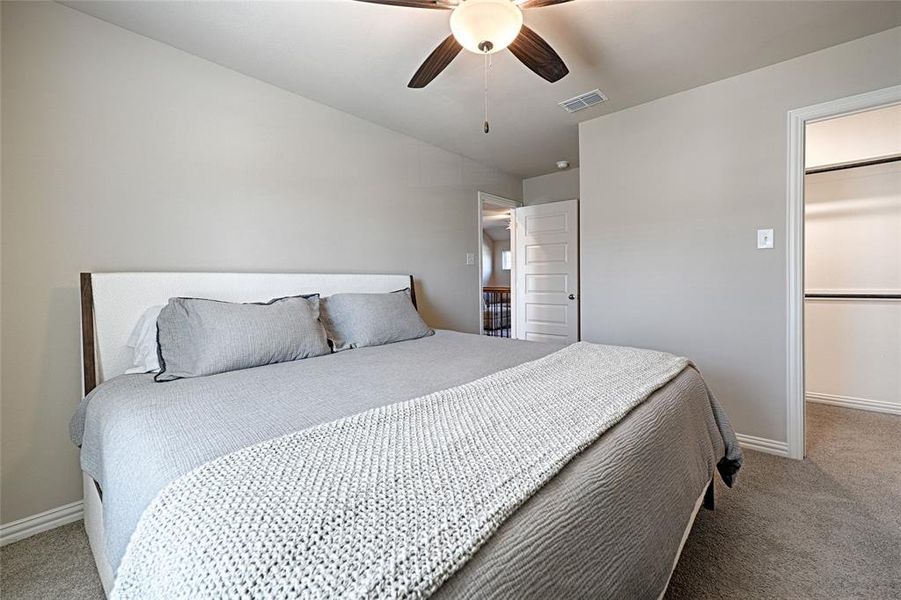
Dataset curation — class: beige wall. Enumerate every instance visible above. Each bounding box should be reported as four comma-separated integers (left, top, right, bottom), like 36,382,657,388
579,27,901,443
522,168,579,206
0,1,520,523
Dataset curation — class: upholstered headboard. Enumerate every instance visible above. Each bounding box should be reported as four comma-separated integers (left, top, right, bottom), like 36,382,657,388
79,272,416,394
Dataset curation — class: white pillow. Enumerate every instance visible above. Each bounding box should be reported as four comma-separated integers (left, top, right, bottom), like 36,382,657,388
124,305,164,374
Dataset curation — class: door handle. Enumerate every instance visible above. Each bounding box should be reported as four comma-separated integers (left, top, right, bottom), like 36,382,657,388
568,294,576,300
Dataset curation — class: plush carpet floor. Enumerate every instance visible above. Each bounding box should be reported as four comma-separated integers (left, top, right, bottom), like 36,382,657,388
2,403,899,599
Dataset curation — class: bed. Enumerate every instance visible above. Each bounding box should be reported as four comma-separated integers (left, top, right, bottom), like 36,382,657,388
73,272,741,599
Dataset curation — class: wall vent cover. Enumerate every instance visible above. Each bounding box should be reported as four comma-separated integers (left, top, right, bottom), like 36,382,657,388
559,89,608,113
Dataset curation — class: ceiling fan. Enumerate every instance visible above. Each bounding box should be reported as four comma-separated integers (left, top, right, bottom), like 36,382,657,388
355,0,572,89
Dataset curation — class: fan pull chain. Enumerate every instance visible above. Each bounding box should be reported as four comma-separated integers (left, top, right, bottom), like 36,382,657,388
483,51,491,134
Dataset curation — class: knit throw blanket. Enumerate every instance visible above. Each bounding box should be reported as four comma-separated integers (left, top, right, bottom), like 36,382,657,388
112,342,688,599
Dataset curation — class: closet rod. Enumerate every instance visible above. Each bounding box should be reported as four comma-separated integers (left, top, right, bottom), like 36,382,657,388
805,293,901,300
805,154,901,175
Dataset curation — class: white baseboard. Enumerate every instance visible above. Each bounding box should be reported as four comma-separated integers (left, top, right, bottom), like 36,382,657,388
807,392,901,416
735,433,790,457
0,500,84,546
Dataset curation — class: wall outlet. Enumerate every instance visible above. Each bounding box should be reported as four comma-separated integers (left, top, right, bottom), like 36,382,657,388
465,252,475,265
757,229,774,249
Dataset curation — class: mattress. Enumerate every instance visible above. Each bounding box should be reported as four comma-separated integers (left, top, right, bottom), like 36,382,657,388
71,330,740,598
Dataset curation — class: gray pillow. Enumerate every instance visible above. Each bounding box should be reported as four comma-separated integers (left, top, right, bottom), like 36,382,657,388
155,294,330,381
320,289,434,351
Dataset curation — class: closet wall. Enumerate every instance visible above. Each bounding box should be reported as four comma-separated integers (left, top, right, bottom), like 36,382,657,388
490,239,511,287
805,105,901,414
482,232,495,287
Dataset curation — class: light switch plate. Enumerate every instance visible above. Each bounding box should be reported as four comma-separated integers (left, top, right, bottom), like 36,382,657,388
465,252,475,265
757,228,774,249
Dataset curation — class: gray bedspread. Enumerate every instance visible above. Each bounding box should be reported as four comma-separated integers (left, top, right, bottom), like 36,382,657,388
72,330,741,598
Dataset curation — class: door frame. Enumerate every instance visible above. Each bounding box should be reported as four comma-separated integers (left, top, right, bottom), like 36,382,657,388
477,191,521,336
785,84,901,460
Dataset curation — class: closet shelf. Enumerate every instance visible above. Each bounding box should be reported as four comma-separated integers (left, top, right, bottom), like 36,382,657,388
806,154,901,175
805,293,901,300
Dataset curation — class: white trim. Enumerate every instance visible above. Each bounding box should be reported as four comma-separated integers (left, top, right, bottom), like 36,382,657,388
785,84,901,461
735,433,790,457
807,393,901,416
0,500,84,546
786,104,806,460
476,191,521,337
478,191,520,209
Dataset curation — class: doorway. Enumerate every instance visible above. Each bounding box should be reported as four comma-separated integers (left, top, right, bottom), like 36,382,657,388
513,199,580,343
804,105,901,426
786,85,901,459
478,192,520,337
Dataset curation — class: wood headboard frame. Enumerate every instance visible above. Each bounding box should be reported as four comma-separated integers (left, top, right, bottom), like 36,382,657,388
79,272,417,395
80,273,98,395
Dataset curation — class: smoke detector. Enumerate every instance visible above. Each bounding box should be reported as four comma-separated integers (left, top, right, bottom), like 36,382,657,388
559,89,608,113
556,160,570,170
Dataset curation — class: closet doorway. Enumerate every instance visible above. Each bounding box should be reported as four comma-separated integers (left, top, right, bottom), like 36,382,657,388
786,86,901,459
804,105,901,415
478,192,520,338
804,104,901,422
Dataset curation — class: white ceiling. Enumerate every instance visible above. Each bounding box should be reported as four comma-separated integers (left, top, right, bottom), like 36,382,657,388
64,0,901,178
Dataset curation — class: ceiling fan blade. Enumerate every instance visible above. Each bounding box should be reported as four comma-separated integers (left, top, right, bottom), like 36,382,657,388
508,25,569,83
408,35,463,88
519,0,573,8
353,0,452,9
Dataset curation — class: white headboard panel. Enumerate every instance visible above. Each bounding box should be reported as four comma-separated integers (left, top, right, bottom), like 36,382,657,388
81,272,414,392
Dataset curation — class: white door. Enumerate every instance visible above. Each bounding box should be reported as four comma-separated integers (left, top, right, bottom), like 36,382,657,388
513,199,579,343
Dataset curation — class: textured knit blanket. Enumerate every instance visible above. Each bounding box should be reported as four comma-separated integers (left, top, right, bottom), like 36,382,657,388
112,342,689,599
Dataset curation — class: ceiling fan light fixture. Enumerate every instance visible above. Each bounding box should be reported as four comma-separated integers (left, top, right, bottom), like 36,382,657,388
450,0,523,55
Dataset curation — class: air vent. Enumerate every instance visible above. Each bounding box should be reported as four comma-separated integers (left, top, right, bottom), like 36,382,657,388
558,89,608,113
